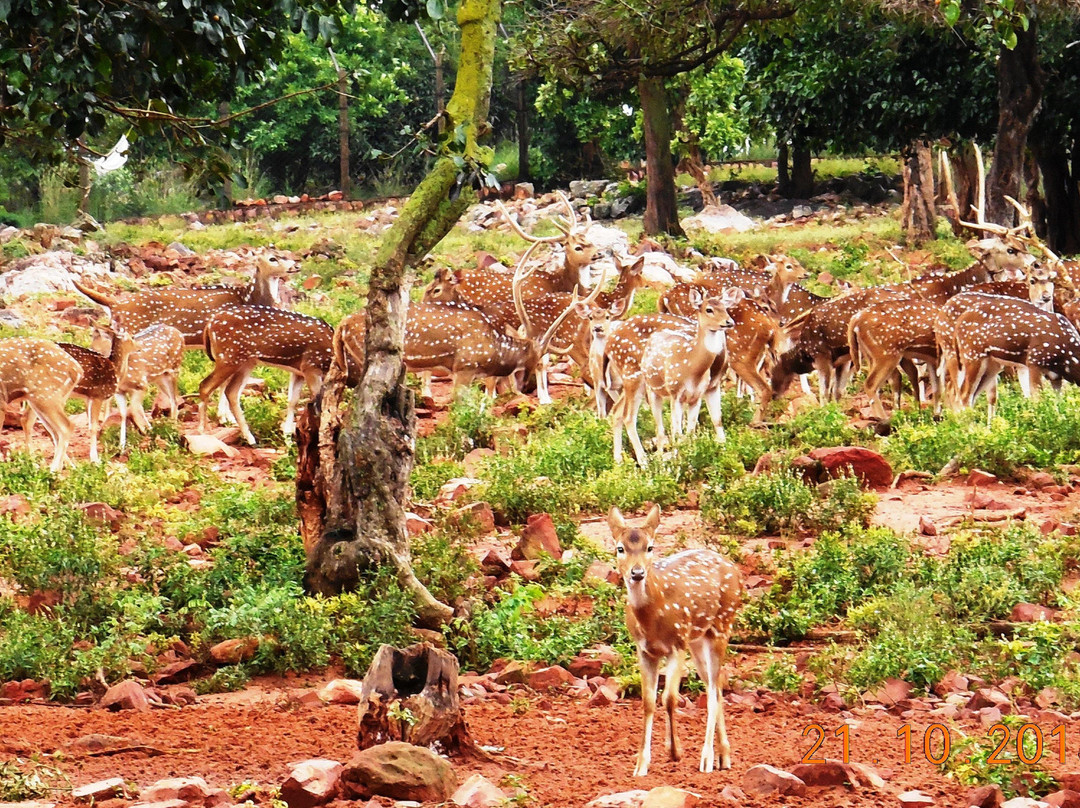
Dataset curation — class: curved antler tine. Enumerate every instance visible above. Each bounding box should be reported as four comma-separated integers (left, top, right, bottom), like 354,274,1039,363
1004,195,1034,235
974,141,986,225
497,200,563,244
552,215,572,235
511,241,545,335
556,191,580,229
537,275,604,354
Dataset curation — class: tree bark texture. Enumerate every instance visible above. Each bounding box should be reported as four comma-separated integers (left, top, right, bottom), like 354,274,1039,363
901,139,936,244
516,75,530,181
777,141,790,196
789,138,813,199
638,75,685,237
339,68,351,199
986,20,1043,226
302,0,501,627
1034,142,1080,254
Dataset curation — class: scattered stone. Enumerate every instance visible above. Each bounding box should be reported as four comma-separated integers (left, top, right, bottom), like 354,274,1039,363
140,777,214,805
967,688,1012,713
492,660,534,686
898,790,935,806
434,478,483,507
808,446,893,488
979,707,1003,728
514,513,561,560
1010,602,1056,623
449,502,495,534
967,784,1004,808
340,742,457,802
462,448,495,477
866,677,911,707
741,764,807,797
280,759,344,808
718,786,747,805
1044,791,1080,808
932,670,969,697
72,778,127,802
919,516,938,536
100,680,150,712
789,759,884,789
318,679,365,705
508,559,539,581
450,774,505,808
681,204,756,233
76,501,125,531
583,561,621,587
1000,799,1049,808
184,434,238,458
584,791,648,808
209,637,259,664
527,666,575,691
151,660,198,685
588,685,619,707
1027,471,1057,489
642,787,699,808
968,469,998,487
405,513,433,536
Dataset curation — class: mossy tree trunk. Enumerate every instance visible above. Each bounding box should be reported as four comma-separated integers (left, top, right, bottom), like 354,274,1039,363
639,75,685,237
300,0,502,627
901,139,936,244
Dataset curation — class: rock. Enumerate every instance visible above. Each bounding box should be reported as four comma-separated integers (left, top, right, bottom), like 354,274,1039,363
808,446,893,488
593,203,612,219
583,561,621,587
140,777,213,805
434,478,483,507
509,559,539,581
100,680,150,712
513,183,534,200
492,660,534,685
919,516,938,536
681,204,756,233
967,688,1012,713
449,502,495,534
642,787,699,808
568,656,605,679
933,670,969,697
741,764,806,797
152,660,198,685
318,679,365,705
514,513,561,560
1044,791,1080,808
209,637,259,664
1027,471,1057,489
462,448,495,477
788,760,884,789
527,666,575,691
66,734,139,753
865,677,911,707
968,469,998,486
405,513,432,536
1000,799,1049,808
967,784,1004,808
450,774,505,808
0,802,57,808
340,742,456,802
898,790,935,806
76,501,125,531
184,434,238,458
585,791,649,808
588,685,619,707
1011,602,1056,623
280,759,343,808
72,778,128,802
718,786,747,805
980,707,1003,727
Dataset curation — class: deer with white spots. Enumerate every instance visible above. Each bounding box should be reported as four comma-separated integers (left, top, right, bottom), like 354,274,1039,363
198,307,335,444
44,336,136,463
91,324,185,449
0,338,84,472
609,503,741,776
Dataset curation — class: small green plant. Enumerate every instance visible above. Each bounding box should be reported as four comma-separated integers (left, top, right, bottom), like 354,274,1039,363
193,665,251,695
941,715,1057,799
760,656,802,693
0,758,65,801
388,701,418,726
510,694,532,716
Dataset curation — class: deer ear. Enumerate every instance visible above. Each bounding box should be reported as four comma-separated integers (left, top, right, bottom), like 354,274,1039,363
607,506,627,532
573,302,592,318
453,270,464,284
505,324,527,340
722,286,745,308
629,256,645,276
689,286,703,308
643,502,661,532
608,296,630,318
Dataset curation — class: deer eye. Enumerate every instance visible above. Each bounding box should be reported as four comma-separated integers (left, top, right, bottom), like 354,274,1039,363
646,545,654,554
1008,248,1018,255
615,546,625,554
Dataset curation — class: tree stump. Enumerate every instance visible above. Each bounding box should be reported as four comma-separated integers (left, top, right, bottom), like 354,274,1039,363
356,643,476,755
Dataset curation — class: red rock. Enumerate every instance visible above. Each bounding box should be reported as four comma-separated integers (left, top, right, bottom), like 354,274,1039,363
918,516,937,536
1000,799,1048,808
477,547,511,574
588,685,619,707
932,670,969,697
209,637,259,664
0,494,31,519
280,759,343,808
76,501,124,531
152,660,197,685
492,661,534,685
450,502,495,534
817,271,834,285
568,656,605,679
100,680,150,712
968,469,997,486
318,679,365,704
1037,687,1061,709
462,448,495,477
1043,790,1080,808
718,786,747,805
788,759,884,789
741,764,806,797
405,513,432,536
494,395,535,417
72,778,128,802
584,560,620,587
341,742,457,802
898,790,934,806
527,666,575,691
1010,602,1056,623
642,787,699,808
1027,471,1057,489
509,559,539,581
139,777,213,804
967,688,1011,712
807,446,893,488
450,774,505,808
979,706,1003,728
865,677,911,707
585,791,648,808
302,275,322,290
434,477,482,507
514,513,561,560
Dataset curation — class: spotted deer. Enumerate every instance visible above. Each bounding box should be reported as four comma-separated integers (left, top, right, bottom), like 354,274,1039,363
609,504,741,776
0,338,84,472
953,295,1080,423
91,324,185,448
198,307,334,444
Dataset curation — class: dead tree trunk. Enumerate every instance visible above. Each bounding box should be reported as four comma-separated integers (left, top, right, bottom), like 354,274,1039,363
901,139,936,244
986,20,1043,226
300,0,502,627
639,74,685,237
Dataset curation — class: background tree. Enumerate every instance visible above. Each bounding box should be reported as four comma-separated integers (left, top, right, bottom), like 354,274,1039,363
516,0,792,236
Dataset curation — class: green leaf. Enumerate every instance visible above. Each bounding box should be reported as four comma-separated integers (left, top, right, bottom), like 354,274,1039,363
942,1,961,27
0,0,10,23
1003,29,1017,50
425,0,444,20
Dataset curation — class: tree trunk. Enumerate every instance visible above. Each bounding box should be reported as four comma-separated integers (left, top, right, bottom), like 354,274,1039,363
777,141,790,196
301,0,502,627
338,68,351,199
986,20,1043,226
789,138,813,198
516,75,530,181
1035,142,1080,254
1022,149,1045,239
638,75,684,237
219,101,233,204
901,139,936,244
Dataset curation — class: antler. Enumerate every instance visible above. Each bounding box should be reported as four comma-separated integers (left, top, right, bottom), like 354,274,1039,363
510,241,545,335
537,273,604,355
496,200,565,244
1005,195,1076,292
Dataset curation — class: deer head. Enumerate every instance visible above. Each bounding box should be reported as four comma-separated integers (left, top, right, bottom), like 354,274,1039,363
609,503,662,588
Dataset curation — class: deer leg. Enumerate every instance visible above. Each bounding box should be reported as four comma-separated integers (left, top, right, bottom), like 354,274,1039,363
114,393,129,449
671,396,686,443
703,384,725,442
420,371,433,401
835,358,854,400
899,357,920,407
624,383,649,468
216,388,238,425
199,362,245,434
282,373,304,437
864,357,899,420
611,391,627,465
30,397,74,474
661,653,683,762
87,398,102,464
646,388,667,450
634,651,661,777
20,403,37,454
536,354,552,405
130,390,151,433
225,369,257,446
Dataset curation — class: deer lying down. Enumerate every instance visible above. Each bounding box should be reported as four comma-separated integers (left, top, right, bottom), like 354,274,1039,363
0,338,83,472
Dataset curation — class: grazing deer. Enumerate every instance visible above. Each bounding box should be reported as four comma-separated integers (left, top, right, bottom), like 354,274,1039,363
609,504,741,775
48,336,136,463
198,307,334,444
0,338,83,472
954,295,1080,423
639,290,742,450
847,298,944,419
91,324,185,448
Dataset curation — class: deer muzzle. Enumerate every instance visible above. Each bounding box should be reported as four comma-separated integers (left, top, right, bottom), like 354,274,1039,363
629,566,646,583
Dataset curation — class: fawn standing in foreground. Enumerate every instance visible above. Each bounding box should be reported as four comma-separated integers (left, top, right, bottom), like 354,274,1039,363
609,504,742,776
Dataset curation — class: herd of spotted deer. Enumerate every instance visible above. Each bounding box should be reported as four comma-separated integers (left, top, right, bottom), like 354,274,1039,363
3,179,1080,775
